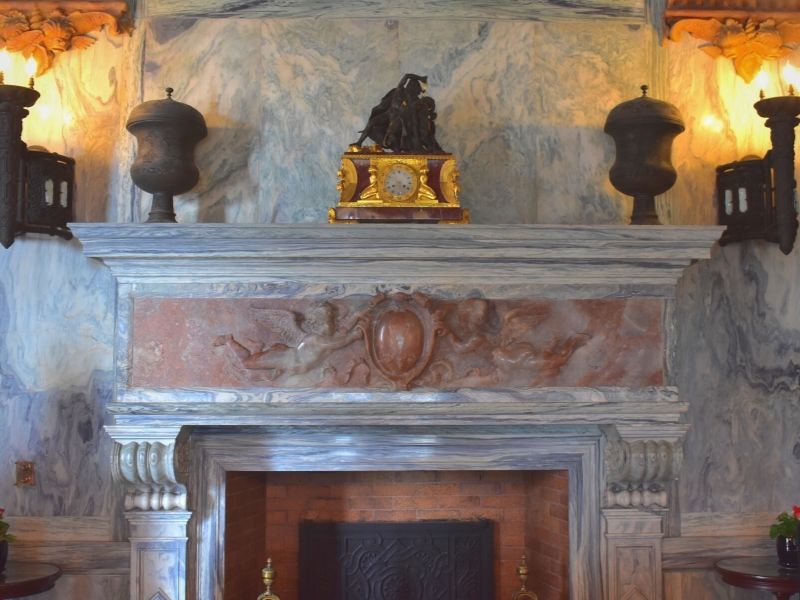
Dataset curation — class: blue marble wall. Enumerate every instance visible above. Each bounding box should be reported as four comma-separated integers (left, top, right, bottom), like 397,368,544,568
137,17,655,225
0,33,128,596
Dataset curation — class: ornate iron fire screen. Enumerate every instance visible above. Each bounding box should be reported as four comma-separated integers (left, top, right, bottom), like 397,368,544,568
299,520,494,600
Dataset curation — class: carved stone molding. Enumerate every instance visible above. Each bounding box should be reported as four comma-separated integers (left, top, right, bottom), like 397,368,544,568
0,1,131,74
107,426,187,512
666,15,800,83
602,425,686,509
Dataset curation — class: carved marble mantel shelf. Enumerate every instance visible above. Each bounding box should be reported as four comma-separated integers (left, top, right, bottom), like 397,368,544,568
73,222,721,285
73,223,721,600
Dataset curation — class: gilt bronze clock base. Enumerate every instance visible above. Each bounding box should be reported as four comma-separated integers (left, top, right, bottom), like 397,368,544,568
328,205,469,224
329,146,469,224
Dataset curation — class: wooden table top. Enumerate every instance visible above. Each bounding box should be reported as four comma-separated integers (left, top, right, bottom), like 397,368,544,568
716,557,800,597
0,561,62,599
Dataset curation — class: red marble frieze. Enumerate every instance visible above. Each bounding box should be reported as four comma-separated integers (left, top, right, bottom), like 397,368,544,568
130,293,664,390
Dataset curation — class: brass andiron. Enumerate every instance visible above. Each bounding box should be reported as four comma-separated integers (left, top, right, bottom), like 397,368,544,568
512,554,538,600
257,558,280,600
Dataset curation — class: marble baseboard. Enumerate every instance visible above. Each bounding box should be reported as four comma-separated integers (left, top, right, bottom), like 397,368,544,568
11,542,130,574
679,512,775,538
662,536,773,570
34,573,129,600
5,517,113,542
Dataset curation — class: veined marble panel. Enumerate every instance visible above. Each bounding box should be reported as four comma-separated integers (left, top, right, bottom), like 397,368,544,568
532,21,655,224
259,18,400,223
138,17,661,225
143,0,646,21
130,296,664,389
141,17,263,223
0,239,115,391
676,241,800,515
0,240,117,518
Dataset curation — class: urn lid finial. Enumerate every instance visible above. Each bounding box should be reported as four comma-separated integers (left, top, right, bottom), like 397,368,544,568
604,84,684,132
126,86,207,138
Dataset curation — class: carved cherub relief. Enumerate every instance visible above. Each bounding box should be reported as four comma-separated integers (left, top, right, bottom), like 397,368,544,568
493,303,590,385
422,298,500,387
214,302,364,384
201,294,649,390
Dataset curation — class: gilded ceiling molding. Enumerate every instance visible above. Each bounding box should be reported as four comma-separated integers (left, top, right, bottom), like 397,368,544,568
0,1,131,75
664,0,800,83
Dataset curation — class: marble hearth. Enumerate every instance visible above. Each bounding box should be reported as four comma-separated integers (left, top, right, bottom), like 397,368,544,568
73,223,721,600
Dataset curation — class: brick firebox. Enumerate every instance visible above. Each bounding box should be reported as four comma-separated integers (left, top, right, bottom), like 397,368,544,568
225,470,569,600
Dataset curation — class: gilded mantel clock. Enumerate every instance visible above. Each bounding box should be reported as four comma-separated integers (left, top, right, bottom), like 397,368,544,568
329,74,469,224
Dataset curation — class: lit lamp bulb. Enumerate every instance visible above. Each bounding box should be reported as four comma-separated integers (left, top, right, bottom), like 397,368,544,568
754,70,769,99
25,57,36,89
0,50,11,85
781,63,800,96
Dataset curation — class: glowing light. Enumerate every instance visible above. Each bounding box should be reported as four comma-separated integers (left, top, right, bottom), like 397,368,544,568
701,114,724,133
38,104,52,120
0,50,11,73
754,70,770,89
62,110,73,126
782,63,800,92
24,57,37,77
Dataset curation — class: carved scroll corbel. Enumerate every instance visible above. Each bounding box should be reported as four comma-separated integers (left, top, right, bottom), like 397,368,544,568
108,426,187,511
602,425,685,509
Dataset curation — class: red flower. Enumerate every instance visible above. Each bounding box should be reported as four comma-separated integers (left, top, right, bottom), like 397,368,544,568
793,505,800,519
0,508,4,518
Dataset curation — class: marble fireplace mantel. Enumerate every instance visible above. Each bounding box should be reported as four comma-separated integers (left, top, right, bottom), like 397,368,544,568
73,223,721,600
73,223,720,286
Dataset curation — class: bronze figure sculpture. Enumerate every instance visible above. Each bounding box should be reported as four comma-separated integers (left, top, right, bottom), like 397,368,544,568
353,73,443,154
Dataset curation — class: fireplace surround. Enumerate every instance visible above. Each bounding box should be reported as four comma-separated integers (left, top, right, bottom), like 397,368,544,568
73,223,721,600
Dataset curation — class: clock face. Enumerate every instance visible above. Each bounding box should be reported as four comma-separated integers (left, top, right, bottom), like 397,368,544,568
381,164,417,201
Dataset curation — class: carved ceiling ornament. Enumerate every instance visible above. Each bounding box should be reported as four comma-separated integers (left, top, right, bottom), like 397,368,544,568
667,17,800,83
0,1,131,75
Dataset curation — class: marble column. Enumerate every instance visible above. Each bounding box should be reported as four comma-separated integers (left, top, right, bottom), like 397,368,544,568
107,425,190,600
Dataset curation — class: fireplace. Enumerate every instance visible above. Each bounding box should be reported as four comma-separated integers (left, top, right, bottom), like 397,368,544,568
74,223,721,600
225,470,570,600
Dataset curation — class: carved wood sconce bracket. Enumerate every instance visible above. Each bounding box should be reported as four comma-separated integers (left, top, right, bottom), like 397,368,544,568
664,1,800,83
0,1,131,75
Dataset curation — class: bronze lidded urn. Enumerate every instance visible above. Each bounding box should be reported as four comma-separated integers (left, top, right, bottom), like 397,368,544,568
126,88,207,223
604,85,685,225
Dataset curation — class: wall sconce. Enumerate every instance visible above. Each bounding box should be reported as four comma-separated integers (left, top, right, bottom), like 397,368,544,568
0,55,74,249
717,66,800,255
